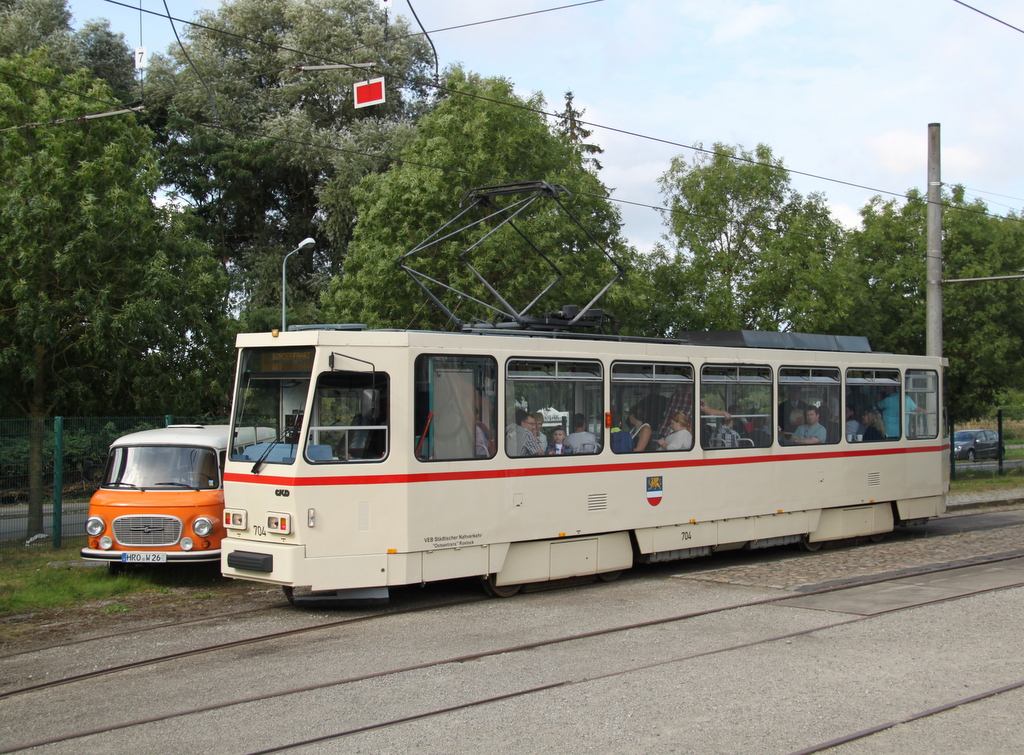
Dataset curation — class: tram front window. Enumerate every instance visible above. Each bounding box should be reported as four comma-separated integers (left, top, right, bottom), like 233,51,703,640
230,347,314,464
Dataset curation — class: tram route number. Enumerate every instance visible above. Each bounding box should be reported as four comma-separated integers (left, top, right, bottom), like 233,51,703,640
423,533,483,549
681,531,692,541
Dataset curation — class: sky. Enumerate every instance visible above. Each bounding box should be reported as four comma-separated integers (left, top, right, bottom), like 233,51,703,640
69,0,1024,253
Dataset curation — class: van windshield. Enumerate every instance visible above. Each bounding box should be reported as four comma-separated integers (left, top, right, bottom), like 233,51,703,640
104,446,221,490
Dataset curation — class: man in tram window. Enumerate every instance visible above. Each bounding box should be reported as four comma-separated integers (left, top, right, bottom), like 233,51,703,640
876,386,925,439
778,386,810,434
566,413,598,453
788,406,827,445
506,409,542,457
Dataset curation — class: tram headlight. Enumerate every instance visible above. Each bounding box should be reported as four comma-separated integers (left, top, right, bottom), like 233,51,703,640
86,517,105,536
99,536,113,550
192,517,214,537
180,537,194,551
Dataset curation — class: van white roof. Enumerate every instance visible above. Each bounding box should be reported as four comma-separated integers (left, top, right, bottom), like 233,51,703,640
110,425,233,450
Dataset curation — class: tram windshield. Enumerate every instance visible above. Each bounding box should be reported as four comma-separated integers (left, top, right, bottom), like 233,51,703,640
231,347,314,464
104,446,220,490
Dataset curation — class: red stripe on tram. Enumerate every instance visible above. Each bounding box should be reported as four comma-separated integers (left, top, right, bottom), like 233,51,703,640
224,443,948,488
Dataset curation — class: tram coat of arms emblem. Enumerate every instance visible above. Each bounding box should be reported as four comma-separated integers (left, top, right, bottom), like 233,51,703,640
646,476,663,506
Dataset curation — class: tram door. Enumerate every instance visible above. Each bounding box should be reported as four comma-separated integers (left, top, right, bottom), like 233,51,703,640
427,366,476,460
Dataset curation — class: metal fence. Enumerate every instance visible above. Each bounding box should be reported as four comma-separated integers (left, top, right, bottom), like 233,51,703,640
0,416,226,553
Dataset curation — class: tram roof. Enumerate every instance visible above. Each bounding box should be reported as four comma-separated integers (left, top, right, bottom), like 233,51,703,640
271,325,874,353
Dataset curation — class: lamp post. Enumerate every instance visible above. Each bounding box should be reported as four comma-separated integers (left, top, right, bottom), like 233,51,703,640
282,237,315,332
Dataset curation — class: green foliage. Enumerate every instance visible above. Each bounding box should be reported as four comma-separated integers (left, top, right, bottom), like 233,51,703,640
143,0,434,329
645,142,848,336
0,52,232,419
321,67,630,330
0,0,135,100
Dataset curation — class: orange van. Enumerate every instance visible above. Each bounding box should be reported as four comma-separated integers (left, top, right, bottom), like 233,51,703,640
81,425,237,573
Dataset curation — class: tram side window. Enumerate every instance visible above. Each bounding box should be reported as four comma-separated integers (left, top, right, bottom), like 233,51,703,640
778,367,841,445
414,355,497,461
905,370,939,439
611,362,694,453
700,365,772,450
846,369,902,441
505,359,603,457
306,370,390,462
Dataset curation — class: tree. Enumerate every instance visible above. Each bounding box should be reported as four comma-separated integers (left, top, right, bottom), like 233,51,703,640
647,142,848,336
320,67,630,331
555,90,603,172
845,188,1024,421
0,0,135,100
143,0,434,330
0,52,230,533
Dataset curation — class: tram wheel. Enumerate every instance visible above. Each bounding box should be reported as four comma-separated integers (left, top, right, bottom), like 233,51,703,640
868,533,885,543
282,586,295,605
597,570,623,583
799,537,823,552
480,574,522,598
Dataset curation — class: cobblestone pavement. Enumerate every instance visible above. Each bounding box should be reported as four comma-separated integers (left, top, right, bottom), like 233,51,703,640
673,493,1024,593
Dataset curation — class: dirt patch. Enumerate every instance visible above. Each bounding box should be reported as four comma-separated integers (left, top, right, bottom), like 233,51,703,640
0,573,285,653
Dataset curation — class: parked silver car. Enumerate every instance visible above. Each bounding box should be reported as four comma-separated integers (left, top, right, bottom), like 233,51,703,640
953,429,1002,461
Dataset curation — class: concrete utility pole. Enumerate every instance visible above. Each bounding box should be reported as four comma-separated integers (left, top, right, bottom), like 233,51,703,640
926,123,943,358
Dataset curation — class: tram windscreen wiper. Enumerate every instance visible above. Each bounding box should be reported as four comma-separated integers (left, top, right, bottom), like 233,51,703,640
251,434,286,475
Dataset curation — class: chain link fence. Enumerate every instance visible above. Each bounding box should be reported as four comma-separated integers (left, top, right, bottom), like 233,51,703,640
0,416,226,553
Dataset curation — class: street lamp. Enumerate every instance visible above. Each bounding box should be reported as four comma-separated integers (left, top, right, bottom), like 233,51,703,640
282,237,315,332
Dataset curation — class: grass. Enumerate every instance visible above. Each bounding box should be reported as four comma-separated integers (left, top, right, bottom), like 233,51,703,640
0,539,229,618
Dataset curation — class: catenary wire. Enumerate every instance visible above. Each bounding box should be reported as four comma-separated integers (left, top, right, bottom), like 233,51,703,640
6,5,1021,233
951,0,1024,35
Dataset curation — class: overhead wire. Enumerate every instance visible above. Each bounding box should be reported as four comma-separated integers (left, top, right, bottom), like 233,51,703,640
950,0,1024,36
15,0,1019,232
99,0,1022,220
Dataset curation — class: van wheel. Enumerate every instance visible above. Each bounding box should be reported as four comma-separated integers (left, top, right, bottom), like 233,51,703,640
480,575,521,598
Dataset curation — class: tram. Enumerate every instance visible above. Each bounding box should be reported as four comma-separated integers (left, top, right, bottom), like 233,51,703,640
220,326,948,602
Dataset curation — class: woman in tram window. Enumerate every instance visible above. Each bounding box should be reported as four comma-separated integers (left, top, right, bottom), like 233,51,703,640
627,405,652,452
861,409,887,442
657,412,693,451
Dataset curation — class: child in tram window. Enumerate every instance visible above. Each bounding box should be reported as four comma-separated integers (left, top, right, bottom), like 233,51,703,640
546,428,573,455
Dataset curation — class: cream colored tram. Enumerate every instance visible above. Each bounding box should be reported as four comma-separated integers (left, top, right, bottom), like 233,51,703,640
221,326,948,602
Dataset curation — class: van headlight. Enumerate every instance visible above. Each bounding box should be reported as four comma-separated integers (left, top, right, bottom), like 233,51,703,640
86,517,105,536
193,517,214,537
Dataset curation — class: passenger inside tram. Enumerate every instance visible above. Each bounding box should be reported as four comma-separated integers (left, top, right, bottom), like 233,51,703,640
546,428,573,455
507,409,543,456
657,412,693,451
860,409,887,441
566,413,599,453
627,405,653,451
787,406,827,445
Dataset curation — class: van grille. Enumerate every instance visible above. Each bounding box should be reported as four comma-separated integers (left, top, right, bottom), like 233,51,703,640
112,515,182,546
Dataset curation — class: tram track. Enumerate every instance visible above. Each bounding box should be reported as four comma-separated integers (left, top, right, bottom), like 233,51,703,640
0,595,488,701
3,550,1020,704
3,555,1023,754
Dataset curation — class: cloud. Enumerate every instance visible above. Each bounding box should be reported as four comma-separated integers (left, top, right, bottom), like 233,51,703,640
710,4,789,44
